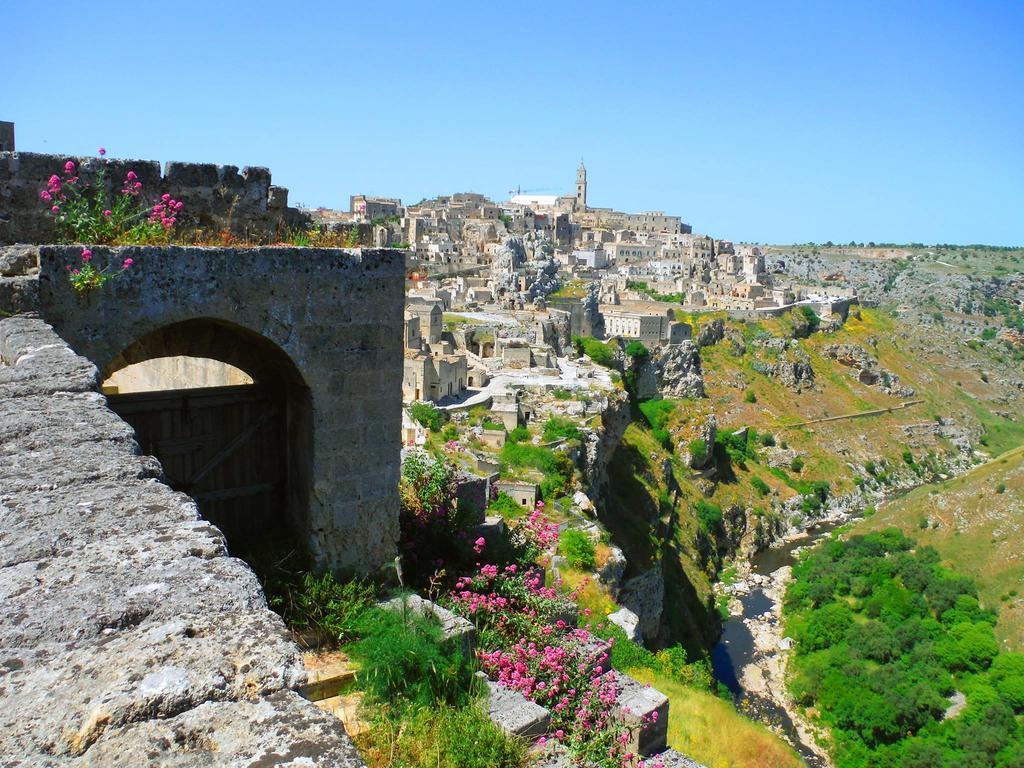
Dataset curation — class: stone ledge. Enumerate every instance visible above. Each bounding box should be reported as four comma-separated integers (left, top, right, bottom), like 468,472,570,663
0,316,366,766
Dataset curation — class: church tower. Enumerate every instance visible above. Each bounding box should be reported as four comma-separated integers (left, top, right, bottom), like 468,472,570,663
575,159,587,212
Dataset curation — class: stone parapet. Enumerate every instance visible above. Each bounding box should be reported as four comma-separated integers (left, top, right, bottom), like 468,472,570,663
0,315,364,766
0,151,312,245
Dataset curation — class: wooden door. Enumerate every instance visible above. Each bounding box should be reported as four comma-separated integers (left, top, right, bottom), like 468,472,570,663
107,384,284,549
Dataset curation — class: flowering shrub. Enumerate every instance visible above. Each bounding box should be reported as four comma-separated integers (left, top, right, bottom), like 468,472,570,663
447,562,576,648
481,630,655,767
66,247,133,294
399,452,480,586
508,503,560,564
40,151,184,246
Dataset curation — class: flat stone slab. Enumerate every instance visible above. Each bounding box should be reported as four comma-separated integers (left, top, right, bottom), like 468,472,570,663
482,678,550,739
646,748,710,767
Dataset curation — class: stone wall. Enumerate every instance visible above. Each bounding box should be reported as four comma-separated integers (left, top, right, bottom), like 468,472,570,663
3,243,405,574
0,315,364,766
0,151,310,244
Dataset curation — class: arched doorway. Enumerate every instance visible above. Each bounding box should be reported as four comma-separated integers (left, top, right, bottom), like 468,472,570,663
101,318,313,561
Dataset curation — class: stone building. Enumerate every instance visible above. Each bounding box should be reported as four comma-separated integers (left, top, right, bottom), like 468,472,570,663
350,194,403,221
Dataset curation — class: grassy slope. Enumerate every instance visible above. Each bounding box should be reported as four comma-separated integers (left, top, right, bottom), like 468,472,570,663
855,444,1024,651
629,668,803,768
600,308,1024,651
695,308,1024,498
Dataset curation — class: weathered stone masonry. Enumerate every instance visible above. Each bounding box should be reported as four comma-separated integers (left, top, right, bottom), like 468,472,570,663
20,244,405,574
0,316,365,766
0,151,309,245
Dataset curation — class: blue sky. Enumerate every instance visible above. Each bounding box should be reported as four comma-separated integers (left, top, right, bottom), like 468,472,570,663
5,1,1023,244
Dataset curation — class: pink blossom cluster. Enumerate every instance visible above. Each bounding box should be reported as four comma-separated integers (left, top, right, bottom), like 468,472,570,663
39,161,79,215
446,562,575,644
149,193,184,229
120,170,143,196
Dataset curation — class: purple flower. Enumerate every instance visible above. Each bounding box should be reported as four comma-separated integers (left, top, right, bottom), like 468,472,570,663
81,249,92,262
98,147,106,156
122,258,134,268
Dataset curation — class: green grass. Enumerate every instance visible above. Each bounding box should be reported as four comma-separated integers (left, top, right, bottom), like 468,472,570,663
628,668,803,768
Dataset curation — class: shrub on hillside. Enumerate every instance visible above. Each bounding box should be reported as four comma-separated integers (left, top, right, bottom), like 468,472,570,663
542,416,581,443
694,499,723,533
559,529,596,570
410,401,447,432
572,335,615,367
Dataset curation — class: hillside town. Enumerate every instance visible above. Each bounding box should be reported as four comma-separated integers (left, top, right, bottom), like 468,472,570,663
321,162,857,409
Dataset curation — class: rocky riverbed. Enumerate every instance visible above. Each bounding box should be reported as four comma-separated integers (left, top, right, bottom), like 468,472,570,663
712,523,846,767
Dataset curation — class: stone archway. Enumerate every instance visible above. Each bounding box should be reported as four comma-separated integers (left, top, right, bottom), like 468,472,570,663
102,318,313,558
35,244,405,574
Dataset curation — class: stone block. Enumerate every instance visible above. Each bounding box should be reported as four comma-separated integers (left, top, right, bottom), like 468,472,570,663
380,594,475,658
482,678,550,739
610,670,669,756
0,275,38,314
0,245,38,276
650,748,710,767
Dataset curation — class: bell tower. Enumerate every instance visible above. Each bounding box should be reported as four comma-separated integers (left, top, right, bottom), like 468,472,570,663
575,159,587,212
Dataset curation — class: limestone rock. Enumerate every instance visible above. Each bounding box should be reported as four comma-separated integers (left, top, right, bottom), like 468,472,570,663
696,318,725,347
608,607,642,642
654,341,704,398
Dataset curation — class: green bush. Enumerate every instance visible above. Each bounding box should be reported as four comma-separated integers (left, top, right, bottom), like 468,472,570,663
572,335,615,367
625,340,649,359
760,432,776,447
688,438,708,464
352,607,476,709
507,426,529,443
559,529,596,570
487,492,522,519
481,420,505,432
268,572,376,644
500,441,574,500
996,483,1007,494
744,390,757,404
751,477,770,496
542,416,581,443
410,401,447,432
441,424,458,442
790,456,805,473
364,704,527,768
694,499,723,533
798,304,821,332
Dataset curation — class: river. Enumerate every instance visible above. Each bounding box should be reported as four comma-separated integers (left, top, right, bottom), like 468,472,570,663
710,522,845,767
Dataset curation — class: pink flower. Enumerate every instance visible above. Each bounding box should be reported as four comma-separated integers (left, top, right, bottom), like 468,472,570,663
50,205,60,214
39,191,52,201
63,161,76,173
161,193,171,202
81,249,92,262
103,210,112,217
98,147,106,156
122,258,134,268
473,537,486,554
126,171,137,180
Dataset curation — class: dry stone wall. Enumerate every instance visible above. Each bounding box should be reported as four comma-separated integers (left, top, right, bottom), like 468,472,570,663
0,315,365,766
0,151,309,244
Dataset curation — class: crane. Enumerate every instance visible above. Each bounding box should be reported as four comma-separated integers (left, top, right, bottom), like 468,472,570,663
507,186,558,198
